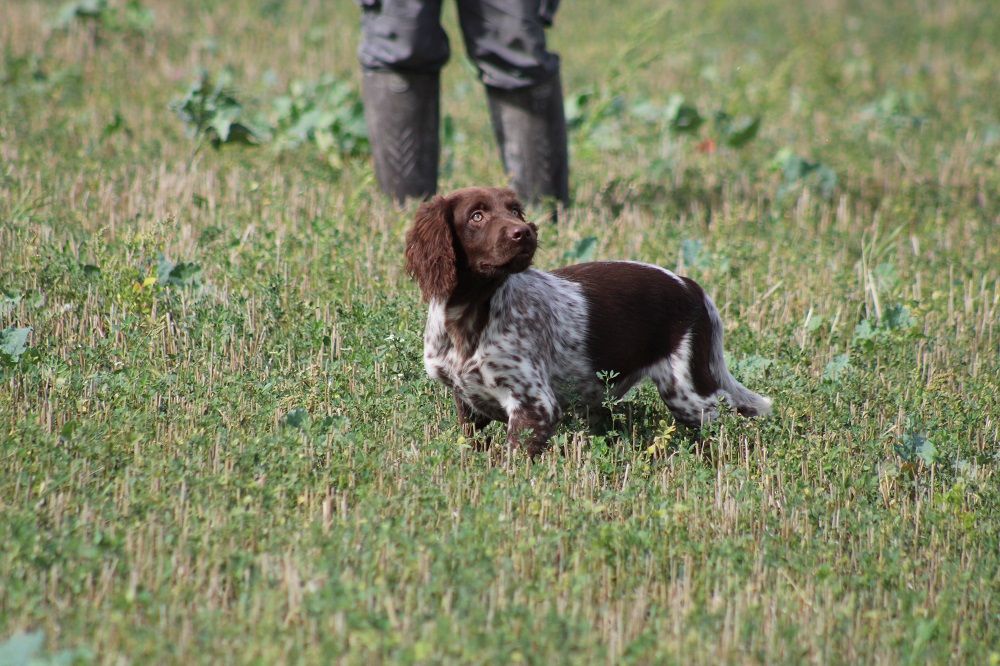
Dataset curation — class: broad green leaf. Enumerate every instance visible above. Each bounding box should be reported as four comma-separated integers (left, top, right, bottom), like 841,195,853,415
715,112,761,147
157,255,202,287
564,90,594,129
897,431,938,466
0,630,45,665
730,355,774,381
823,353,850,382
283,408,310,429
681,239,703,268
562,237,597,262
0,326,31,362
883,303,914,330
0,294,21,317
853,318,878,342
54,0,107,28
665,95,703,133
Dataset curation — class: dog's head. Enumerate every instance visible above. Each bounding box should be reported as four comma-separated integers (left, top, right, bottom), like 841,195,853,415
404,187,538,302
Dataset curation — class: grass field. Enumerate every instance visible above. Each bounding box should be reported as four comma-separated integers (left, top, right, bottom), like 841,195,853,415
2,0,999,663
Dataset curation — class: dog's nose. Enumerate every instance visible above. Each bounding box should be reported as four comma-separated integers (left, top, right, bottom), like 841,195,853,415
508,225,533,243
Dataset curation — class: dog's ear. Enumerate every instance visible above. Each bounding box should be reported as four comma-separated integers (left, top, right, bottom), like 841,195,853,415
405,195,456,302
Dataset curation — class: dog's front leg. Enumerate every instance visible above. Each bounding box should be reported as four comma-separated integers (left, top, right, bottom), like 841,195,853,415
507,397,560,458
454,393,494,449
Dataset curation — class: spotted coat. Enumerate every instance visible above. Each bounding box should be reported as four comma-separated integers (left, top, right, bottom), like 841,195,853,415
405,187,772,457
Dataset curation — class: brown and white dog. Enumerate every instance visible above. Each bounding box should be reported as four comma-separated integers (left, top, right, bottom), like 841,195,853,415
405,186,771,457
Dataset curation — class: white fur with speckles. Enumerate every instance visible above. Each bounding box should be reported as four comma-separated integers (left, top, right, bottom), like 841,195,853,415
423,266,709,429
646,332,719,426
422,263,771,438
423,270,597,427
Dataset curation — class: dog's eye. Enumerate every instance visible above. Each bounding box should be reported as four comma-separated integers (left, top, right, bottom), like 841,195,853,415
511,208,524,219
470,211,484,224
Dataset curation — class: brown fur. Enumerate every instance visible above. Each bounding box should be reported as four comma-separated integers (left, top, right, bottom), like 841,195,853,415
404,196,457,302
405,187,536,304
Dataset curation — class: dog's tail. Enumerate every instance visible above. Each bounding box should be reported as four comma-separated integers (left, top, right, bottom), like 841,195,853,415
703,292,773,418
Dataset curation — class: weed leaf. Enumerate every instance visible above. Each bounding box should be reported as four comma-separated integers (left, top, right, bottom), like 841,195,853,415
681,239,703,268
729,354,774,381
0,326,32,364
54,0,107,28
0,630,45,665
665,94,703,133
171,71,268,147
283,408,310,429
773,148,838,200
896,431,938,466
715,111,761,147
0,294,21,317
156,255,202,287
883,303,914,331
852,318,878,343
564,90,594,129
563,236,597,262
823,353,850,382
270,75,369,159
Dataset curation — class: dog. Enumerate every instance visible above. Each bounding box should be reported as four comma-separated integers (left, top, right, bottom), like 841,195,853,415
405,186,771,456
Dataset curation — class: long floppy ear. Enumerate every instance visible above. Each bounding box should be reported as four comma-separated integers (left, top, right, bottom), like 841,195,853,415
405,195,456,302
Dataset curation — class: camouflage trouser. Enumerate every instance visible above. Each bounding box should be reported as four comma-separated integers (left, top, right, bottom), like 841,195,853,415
357,0,561,90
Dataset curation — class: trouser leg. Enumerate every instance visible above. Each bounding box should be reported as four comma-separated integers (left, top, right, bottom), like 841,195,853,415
357,1,447,202
456,0,569,206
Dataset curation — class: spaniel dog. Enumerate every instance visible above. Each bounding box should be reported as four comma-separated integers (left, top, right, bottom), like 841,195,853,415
405,186,771,457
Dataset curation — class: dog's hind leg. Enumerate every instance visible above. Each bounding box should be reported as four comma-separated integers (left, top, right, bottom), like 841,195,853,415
455,393,496,449
646,342,721,428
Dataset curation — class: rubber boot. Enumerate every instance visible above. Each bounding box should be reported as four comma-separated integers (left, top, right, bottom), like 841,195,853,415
361,70,440,202
486,73,569,206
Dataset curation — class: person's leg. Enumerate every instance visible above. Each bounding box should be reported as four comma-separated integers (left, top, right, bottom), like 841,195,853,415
456,0,568,206
358,0,447,201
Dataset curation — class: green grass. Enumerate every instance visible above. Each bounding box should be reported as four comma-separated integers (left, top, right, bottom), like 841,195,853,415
2,0,999,663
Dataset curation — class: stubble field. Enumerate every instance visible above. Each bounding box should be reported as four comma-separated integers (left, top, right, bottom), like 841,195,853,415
1,0,998,663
